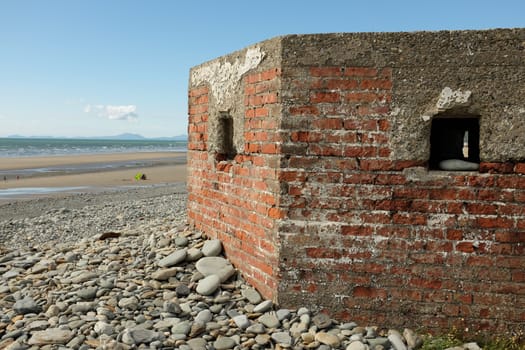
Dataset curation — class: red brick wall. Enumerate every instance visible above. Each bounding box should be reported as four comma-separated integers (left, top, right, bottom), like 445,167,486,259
188,61,524,333
188,68,283,299
278,65,525,333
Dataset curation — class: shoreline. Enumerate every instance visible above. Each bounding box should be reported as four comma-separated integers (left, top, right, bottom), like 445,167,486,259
0,152,187,202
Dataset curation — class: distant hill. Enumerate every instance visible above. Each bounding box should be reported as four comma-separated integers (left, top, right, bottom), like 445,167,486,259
95,133,145,140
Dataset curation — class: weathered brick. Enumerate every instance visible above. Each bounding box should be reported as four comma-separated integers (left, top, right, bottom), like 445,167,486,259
189,32,525,334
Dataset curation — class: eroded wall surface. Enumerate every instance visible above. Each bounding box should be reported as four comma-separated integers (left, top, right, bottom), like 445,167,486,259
188,28,525,333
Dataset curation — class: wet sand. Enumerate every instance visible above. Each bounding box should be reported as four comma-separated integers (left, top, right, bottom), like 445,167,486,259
0,152,187,200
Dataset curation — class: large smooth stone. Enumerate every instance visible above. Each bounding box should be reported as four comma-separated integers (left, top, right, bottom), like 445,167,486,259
151,267,179,281
439,159,479,171
158,249,187,267
202,239,222,256
122,328,163,345
253,300,273,313
214,336,236,350
28,329,74,345
271,332,292,346
194,309,213,324
118,296,139,310
187,337,207,350
196,274,221,295
233,315,251,330
258,313,280,329
195,257,235,282
346,341,368,350
315,332,341,347
13,297,41,315
388,330,407,350
242,288,262,304
312,312,332,329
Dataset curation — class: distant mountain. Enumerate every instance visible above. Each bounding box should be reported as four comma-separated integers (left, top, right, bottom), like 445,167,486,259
158,134,188,141
95,133,145,140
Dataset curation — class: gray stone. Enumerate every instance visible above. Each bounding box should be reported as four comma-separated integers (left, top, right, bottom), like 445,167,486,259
122,328,162,345
151,267,180,280
276,308,292,321
439,159,479,171
13,296,41,315
258,313,280,328
340,322,358,330
189,321,206,337
253,300,273,313
77,286,97,300
365,326,378,338
214,336,236,350
163,300,182,314
388,330,407,350
94,321,114,335
187,337,207,350
196,274,221,295
297,307,310,316
66,336,85,349
27,320,50,331
195,309,213,324
315,332,341,347
70,271,98,284
176,284,191,297
118,296,139,310
186,247,203,261
172,320,191,335
233,314,251,330
367,337,390,348
301,332,315,343
290,321,308,335
346,341,369,350
27,328,74,345
202,239,222,256
242,288,262,304
209,304,223,314
175,236,189,247
68,319,86,329
255,333,271,345
312,312,332,329
403,328,423,349
271,331,292,346
98,278,115,289
299,313,311,325
3,340,26,350
158,249,187,267
195,257,235,282
246,323,265,334
2,269,21,279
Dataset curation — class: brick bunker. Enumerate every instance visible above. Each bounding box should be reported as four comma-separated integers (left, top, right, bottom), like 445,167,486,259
187,29,525,333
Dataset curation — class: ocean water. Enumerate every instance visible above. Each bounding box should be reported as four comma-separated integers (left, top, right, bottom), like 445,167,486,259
0,138,187,200
0,138,187,157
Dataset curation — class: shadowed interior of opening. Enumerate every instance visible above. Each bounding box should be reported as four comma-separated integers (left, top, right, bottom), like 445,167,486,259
429,117,480,170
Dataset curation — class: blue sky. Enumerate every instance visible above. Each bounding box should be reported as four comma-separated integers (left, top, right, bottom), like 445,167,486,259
0,0,524,138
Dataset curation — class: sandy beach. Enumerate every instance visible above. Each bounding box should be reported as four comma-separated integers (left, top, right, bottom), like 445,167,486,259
0,152,187,200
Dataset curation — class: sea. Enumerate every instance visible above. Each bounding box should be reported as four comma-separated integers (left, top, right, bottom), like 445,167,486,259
0,137,187,157
0,138,188,200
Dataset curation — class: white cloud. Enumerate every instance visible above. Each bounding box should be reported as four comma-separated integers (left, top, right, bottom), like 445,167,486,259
84,104,138,122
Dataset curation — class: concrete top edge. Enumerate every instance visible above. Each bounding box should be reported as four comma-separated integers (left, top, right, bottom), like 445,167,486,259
189,27,525,73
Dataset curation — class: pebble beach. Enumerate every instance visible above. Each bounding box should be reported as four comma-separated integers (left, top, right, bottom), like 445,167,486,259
0,183,484,349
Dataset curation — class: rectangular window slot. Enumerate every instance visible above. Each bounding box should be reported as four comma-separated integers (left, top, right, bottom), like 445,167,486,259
218,113,236,160
429,117,480,171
